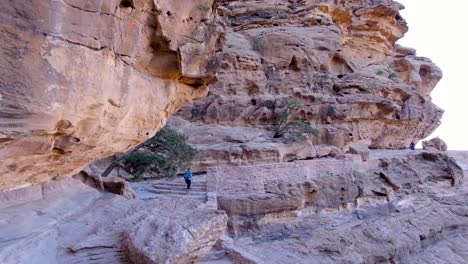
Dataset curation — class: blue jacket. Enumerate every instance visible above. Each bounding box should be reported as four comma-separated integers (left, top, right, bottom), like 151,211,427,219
184,170,192,180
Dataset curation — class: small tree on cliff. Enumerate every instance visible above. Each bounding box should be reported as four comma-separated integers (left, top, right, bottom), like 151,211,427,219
271,99,320,142
102,127,197,179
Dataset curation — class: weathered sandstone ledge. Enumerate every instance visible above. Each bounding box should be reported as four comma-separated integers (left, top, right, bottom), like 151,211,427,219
1,150,465,264
1,1,465,264
0,0,224,191
0,178,227,264
202,150,467,263
173,0,444,171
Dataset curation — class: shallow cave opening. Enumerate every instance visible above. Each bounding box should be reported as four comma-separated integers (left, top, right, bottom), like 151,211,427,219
119,0,134,9
289,56,300,71
337,74,344,79
330,54,353,74
419,67,429,77
187,83,204,89
251,99,257,106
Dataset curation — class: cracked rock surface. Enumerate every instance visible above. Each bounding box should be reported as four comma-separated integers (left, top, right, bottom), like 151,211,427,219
173,0,444,171
207,150,468,264
0,0,224,191
0,178,227,264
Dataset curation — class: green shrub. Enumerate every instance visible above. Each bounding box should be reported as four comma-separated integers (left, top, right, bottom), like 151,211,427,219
122,127,198,178
376,70,385,75
279,120,320,141
271,99,320,142
124,152,163,179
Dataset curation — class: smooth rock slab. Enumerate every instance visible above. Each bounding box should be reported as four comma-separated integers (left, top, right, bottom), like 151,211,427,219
0,178,227,264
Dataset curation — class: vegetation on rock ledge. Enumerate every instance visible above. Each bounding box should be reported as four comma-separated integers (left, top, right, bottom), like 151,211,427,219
102,127,197,180
272,99,320,142
123,127,198,179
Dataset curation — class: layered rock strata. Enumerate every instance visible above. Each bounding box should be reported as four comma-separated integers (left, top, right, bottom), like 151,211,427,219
0,0,224,191
205,150,467,263
173,0,444,170
208,150,463,234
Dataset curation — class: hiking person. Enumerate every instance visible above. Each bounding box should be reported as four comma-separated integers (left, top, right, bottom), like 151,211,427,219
184,168,192,190
409,141,416,150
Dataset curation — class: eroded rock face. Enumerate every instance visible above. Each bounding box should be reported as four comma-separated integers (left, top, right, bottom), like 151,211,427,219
0,0,224,191
124,207,228,264
206,150,467,263
209,151,464,235
173,0,444,170
423,137,448,151
349,141,370,161
0,178,227,263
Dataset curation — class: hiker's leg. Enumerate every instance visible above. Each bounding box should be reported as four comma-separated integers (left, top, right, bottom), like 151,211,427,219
185,179,189,189
187,180,191,189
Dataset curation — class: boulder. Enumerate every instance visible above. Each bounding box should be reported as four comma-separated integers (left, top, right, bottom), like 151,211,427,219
124,209,228,264
102,176,137,199
349,142,370,162
423,137,448,151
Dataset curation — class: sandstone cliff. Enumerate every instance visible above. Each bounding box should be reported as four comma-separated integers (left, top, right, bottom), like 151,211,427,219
2,2,465,263
173,0,444,171
205,150,467,263
0,0,224,191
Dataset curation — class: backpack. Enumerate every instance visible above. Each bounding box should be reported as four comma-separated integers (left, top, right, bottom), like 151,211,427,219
184,170,191,180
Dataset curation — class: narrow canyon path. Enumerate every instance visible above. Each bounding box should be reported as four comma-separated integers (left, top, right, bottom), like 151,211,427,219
130,176,208,203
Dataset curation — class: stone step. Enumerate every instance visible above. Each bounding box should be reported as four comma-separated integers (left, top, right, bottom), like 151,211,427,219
199,249,234,264
201,249,227,261
68,248,129,264
144,194,207,202
153,184,207,192
145,190,207,200
150,188,206,196
153,181,207,187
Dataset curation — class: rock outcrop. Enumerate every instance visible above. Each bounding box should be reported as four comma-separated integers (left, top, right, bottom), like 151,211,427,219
349,141,370,161
209,150,463,233
0,0,224,191
423,137,448,151
0,178,227,264
1,1,463,264
205,150,467,263
173,0,444,171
